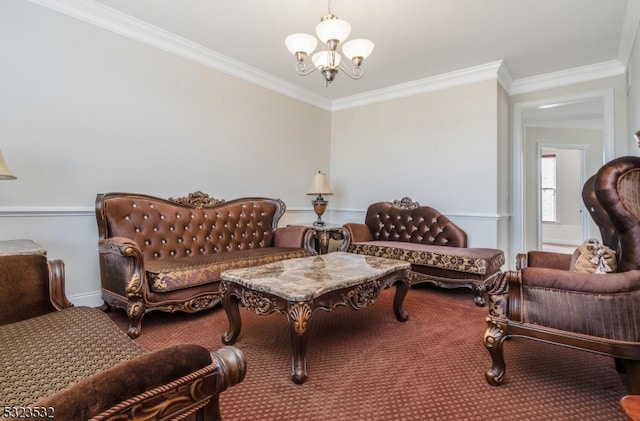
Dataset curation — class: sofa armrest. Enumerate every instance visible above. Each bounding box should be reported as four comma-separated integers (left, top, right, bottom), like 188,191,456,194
274,225,316,254
343,223,373,243
0,255,73,326
31,345,246,421
518,250,573,270
48,259,73,311
98,237,147,299
518,267,640,294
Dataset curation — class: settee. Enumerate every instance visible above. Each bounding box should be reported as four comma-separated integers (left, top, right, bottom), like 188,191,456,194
96,191,315,338
341,197,505,305
0,253,246,420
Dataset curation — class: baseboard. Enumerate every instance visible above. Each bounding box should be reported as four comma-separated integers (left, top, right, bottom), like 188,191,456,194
69,290,103,308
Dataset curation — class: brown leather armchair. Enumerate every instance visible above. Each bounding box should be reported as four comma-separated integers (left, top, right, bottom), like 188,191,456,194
484,155,640,393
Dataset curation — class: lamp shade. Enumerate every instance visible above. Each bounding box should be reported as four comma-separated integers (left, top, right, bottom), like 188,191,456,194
312,51,341,69
341,38,374,60
307,171,333,195
285,33,318,55
0,150,16,180
316,18,351,43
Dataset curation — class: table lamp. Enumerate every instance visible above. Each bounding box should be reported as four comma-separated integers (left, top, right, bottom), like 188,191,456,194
307,171,333,226
0,150,16,180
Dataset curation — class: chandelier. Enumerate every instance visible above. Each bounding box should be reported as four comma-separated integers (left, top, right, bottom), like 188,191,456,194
285,0,374,87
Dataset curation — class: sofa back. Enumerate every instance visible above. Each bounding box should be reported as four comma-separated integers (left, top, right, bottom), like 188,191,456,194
365,198,467,247
96,192,285,261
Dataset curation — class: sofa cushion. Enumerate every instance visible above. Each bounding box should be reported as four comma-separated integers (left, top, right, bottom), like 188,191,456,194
0,306,146,407
347,241,504,276
146,247,311,292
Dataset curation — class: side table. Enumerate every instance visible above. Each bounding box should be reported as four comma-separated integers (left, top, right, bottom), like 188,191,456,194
305,224,345,255
0,239,46,256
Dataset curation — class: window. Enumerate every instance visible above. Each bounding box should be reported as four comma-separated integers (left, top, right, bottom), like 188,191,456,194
541,154,556,222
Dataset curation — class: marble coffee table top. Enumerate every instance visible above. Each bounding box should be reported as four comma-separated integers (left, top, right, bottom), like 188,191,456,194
221,251,410,302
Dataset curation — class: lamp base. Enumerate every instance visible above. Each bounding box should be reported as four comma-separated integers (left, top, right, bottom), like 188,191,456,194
311,195,328,227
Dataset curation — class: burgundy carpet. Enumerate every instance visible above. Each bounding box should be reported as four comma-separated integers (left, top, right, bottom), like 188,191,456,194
108,285,629,420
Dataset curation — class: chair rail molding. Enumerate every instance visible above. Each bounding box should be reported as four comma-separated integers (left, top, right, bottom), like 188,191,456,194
0,206,94,217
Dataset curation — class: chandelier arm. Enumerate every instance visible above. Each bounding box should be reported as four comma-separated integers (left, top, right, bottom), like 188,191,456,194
337,62,364,80
295,62,319,76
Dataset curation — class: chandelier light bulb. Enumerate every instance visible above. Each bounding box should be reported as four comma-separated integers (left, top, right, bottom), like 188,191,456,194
285,33,318,57
341,39,374,61
316,17,351,43
312,51,341,69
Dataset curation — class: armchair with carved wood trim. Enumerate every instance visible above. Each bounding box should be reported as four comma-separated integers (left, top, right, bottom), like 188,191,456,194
484,155,640,393
0,253,245,420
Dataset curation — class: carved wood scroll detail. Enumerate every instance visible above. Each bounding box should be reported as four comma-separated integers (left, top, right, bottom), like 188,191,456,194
391,197,419,209
240,289,279,315
168,191,225,209
342,280,382,310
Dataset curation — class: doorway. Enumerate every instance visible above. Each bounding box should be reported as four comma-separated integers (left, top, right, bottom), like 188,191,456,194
538,146,589,253
511,89,614,260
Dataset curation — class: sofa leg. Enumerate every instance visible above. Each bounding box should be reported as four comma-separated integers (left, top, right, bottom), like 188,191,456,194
99,301,111,312
473,282,487,307
623,360,640,394
126,299,145,339
484,317,507,386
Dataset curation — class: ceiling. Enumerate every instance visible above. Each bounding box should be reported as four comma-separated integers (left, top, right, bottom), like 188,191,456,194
84,0,632,102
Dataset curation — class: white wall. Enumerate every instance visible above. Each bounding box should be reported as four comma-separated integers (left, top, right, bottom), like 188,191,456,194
329,80,506,250
0,0,330,305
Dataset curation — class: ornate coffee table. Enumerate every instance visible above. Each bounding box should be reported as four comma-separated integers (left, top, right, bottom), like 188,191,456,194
220,252,411,384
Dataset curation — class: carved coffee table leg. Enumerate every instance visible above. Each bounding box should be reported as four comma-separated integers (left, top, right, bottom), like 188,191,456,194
221,284,242,345
393,272,410,322
288,301,312,384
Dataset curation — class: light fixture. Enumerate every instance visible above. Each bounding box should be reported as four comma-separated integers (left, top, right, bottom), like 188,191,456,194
0,150,16,180
307,171,333,226
285,0,374,87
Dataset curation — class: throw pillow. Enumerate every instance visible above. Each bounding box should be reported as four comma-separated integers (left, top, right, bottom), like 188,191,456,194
570,238,617,274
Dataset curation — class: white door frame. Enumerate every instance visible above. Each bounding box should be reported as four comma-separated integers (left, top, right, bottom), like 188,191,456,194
511,88,614,260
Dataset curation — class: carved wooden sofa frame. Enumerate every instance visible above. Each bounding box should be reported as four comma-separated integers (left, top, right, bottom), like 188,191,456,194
96,191,315,337
341,197,505,305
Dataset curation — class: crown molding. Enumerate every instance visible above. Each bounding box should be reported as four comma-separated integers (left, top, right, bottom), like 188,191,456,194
508,60,625,96
331,61,508,111
620,0,640,67
28,0,632,110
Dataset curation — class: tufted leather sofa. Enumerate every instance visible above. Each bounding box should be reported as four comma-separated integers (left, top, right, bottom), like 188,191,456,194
341,197,505,306
96,191,315,338
0,253,246,420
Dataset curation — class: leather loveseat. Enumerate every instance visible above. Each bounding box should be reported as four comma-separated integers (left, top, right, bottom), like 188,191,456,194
341,197,505,305
96,191,315,338
0,253,245,420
